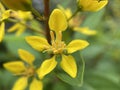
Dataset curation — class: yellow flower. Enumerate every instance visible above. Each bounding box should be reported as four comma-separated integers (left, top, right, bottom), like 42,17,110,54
7,10,33,36
3,49,43,90
0,2,12,42
77,0,108,12
26,9,89,78
10,10,33,20
57,5,81,28
58,5,97,36
1,0,32,11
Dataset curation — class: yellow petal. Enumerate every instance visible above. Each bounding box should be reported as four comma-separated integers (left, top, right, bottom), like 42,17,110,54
0,22,5,42
78,0,108,12
26,36,50,51
60,55,77,78
3,61,26,74
74,27,97,35
49,9,68,32
12,77,28,90
30,78,43,90
37,56,57,79
7,23,19,32
57,5,72,19
2,10,11,20
18,49,35,65
0,2,5,12
66,40,89,53
17,10,33,20
15,26,26,36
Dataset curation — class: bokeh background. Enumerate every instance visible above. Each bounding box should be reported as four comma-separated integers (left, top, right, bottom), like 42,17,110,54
0,0,120,90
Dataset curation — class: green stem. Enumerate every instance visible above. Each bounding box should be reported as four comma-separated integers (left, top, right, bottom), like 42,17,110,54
7,19,45,35
31,7,44,20
68,8,80,21
79,52,85,87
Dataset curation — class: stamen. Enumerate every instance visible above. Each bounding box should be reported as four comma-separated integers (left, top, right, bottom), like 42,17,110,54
50,31,55,44
55,31,62,43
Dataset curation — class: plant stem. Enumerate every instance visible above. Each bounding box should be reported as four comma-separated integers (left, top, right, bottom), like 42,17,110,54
7,19,45,35
21,22,45,35
31,7,44,21
79,52,85,87
68,8,80,21
43,0,51,43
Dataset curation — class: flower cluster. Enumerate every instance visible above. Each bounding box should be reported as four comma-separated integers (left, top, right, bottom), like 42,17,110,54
0,0,108,90
0,2,33,42
26,9,89,78
4,49,43,90
58,5,97,36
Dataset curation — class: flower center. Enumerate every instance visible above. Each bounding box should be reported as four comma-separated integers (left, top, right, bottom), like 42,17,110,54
48,31,66,54
25,66,35,77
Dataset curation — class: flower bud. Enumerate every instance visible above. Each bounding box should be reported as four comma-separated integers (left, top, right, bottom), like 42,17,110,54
77,0,108,12
1,0,32,11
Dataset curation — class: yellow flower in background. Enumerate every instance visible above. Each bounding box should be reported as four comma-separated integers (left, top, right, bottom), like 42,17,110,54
7,23,26,36
26,9,89,78
8,10,33,36
1,0,32,11
3,49,43,90
74,27,97,35
10,10,33,20
0,2,12,42
58,5,97,36
57,5,81,28
77,0,108,12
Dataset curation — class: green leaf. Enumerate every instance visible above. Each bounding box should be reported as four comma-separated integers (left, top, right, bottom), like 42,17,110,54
4,33,40,59
55,53,85,87
85,72,120,90
53,82,69,90
0,70,17,89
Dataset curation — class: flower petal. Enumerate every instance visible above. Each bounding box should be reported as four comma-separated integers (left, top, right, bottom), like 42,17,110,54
12,77,28,90
7,23,19,32
2,10,11,20
30,78,43,90
60,55,77,78
0,22,5,42
18,49,35,65
66,40,89,53
37,56,57,79
7,23,26,36
74,27,97,35
78,0,108,12
57,5,72,19
3,61,26,74
25,36,50,51
49,9,68,32
0,2,5,12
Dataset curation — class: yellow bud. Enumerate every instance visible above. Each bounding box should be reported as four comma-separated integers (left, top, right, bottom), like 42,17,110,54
1,0,32,11
77,0,108,12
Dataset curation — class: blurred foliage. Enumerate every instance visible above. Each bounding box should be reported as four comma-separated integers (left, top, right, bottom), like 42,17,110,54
0,0,120,90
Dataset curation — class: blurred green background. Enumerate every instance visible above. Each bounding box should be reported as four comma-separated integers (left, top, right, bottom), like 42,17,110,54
0,0,120,90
